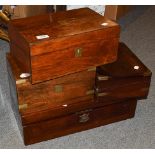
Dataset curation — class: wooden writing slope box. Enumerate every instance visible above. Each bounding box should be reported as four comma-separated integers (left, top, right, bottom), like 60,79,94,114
7,54,96,125
8,8,120,84
7,54,137,145
95,43,152,105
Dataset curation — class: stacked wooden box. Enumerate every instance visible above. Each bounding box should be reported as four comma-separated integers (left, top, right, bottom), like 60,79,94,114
7,8,152,145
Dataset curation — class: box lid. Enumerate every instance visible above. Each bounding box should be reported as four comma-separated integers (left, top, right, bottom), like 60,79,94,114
9,8,119,44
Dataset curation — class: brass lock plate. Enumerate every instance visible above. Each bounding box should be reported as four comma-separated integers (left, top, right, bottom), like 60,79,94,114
75,48,82,57
79,113,90,123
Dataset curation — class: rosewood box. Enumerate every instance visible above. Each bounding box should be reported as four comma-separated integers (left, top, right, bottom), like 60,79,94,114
8,8,120,84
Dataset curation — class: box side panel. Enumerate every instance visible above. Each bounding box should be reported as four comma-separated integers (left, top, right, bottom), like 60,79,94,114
8,23,31,75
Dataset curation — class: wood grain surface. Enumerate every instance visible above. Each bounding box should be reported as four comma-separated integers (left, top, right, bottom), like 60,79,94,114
23,99,137,145
8,8,120,84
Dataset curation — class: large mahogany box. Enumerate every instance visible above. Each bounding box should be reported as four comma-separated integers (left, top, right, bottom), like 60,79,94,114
7,51,137,145
95,43,152,105
8,8,120,84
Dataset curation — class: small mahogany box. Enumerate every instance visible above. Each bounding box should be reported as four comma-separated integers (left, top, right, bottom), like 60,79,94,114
8,8,120,84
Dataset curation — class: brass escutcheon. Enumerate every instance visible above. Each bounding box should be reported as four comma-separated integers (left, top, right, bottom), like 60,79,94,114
75,48,82,57
98,76,109,81
79,113,90,123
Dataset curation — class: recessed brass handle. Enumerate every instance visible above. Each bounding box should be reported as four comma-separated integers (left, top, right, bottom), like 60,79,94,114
75,48,82,57
54,85,63,93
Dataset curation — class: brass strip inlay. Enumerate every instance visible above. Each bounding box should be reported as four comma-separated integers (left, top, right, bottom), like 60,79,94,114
97,92,108,97
16,79,27,85
87,67,96,72
98,76,109,81
19,104,28,110
86,89,95,95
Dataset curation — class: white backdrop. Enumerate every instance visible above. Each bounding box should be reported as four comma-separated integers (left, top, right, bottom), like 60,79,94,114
67,5,105,16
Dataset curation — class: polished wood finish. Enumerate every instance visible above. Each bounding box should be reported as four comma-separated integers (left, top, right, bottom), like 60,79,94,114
8,8,120,84
7,52,138,145
7,54,95,118
95,43,152,104
23,99,137,145
6,41,151,145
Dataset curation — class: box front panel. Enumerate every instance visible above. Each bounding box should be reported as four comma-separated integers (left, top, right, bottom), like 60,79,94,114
23,99,137,145
17,69,96,116
95,75,151,105
31,36,119,84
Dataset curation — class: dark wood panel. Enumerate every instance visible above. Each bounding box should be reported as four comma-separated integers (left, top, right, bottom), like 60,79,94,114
95,43,152,104
31,38,118,83
7,54,95,116
23,99,137,145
